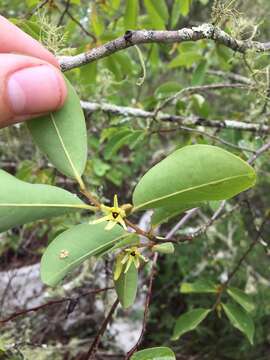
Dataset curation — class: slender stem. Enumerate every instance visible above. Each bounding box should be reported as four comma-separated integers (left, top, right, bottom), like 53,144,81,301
85,299,119,360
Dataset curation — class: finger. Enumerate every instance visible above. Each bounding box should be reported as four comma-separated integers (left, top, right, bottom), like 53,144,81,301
0,54,67,128
0,15,58,67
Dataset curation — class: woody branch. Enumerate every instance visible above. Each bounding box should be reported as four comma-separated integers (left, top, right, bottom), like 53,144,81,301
58,23,270,72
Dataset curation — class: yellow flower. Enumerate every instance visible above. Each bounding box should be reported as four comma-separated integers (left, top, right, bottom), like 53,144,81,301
91,194,127,230
113,246,148,281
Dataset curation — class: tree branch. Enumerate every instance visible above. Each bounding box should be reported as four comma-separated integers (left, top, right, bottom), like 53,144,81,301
59,23,270,71
81,101,270,133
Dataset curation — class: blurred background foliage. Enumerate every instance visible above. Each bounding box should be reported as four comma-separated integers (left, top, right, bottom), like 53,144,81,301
1,0,270,359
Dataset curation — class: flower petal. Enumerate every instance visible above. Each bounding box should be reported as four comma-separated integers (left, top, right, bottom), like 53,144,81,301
105,221,117,230
113,194,119,208
90,215,110,224
118,217,127,230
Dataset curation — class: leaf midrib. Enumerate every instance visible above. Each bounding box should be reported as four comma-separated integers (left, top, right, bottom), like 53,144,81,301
51,114,83,185
134,173,254,210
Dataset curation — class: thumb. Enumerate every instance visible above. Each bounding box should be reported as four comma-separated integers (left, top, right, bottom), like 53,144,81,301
0,54,67,128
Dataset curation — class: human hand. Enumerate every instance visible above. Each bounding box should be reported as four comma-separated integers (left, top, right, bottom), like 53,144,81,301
0,15,67,128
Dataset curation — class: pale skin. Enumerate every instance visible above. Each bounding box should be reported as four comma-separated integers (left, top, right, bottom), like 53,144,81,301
0,15,67,128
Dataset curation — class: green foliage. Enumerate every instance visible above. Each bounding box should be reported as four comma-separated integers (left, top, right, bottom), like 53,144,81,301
114,261,138,308
131,347,176,360
28,78,87,180
172,308,211,340
133,144,256,211
41,223,127,286
2,0,270,357
0,169,86,232
227,287,255,313
222,302,255,345
124,0,139,29
180,280,217,294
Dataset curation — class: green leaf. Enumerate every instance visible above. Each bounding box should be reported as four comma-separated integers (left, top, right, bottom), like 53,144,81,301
114,261,138,308
222,302,255,344
104,130,132,160
133,145,256,211
172,308,211,340
130,347,176,360
180,280,217,294
169,52,202,69
90,4,104,37
9,18,40,39
144,0,167,29
41,223,127,286
192,60,208,85
0,169,88,233
171,0,181,28
28,77,87,181
180,0,191,16
151,203,200,226
171,0,191,27
124,0,139,29
154,81,182,98
227,287,255,313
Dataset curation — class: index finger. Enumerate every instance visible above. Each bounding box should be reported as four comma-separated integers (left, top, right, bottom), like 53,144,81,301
0,15,59,67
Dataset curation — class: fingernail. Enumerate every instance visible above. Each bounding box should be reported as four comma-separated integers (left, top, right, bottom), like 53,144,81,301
7,65,66,115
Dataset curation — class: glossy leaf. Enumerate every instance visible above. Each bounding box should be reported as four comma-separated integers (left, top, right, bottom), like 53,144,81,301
124,0,138,29
114,261,138,308
227,287,255,313
130,347,176,360
180,280,217,294
172,308,211,340
222,302,255,344
0,169,87,233
133,145,256,211
41,223,127,286
28,77,87,180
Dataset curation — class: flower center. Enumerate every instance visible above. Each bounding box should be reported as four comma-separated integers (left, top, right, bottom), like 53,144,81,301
112,211,119,219
130,251,136,256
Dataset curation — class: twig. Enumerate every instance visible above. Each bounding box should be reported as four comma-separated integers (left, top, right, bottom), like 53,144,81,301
154,83,250,115
81,101,270,133
0,287,112,324
65,9,97,42
248,140,270,164
165,208,199,240
59,23,270,71
85,298,119,360
57,0,71,26
25,0,49,19
213,216,268,309
207,70,253,85
152,126,256,153
124,253,158,360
